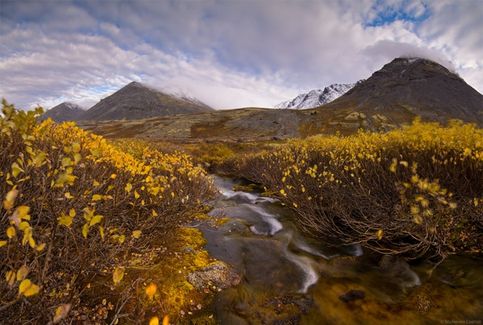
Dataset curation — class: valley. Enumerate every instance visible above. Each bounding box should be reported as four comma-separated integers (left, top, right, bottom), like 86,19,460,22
3,1,483,323
2,57,482,324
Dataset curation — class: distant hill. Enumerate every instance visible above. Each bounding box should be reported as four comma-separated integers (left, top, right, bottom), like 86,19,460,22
275,83,355,109
321,57,483,126
82,81,213,121
40,102,86,122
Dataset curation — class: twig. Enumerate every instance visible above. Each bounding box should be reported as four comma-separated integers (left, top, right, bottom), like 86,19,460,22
0,298,21,312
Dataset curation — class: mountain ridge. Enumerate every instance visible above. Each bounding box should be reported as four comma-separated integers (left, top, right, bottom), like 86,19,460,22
79,57,483,141
275,83,355,109
81,81,213,121
40,102,86,122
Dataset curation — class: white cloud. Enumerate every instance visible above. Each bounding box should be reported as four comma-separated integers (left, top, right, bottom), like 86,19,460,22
363,40,456,71
0,28,298,109
0,0,481,110
418,1,483,70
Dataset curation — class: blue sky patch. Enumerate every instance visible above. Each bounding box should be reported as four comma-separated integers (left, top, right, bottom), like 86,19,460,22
365,1,431,27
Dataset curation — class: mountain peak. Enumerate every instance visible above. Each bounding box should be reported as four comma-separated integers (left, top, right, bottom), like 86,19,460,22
275,83,355,109
378,57,457,77
322,57,482,125
40,102,86,122
389,57,440,65
61,101,85,110
82,82,213,121
125,81,145,88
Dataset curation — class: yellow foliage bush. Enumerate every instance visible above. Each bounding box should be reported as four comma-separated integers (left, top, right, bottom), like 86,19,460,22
182,141,285,173
236,119,482,259
0,101,215,323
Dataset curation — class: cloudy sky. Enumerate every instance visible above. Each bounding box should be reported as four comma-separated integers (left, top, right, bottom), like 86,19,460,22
1,0,482,110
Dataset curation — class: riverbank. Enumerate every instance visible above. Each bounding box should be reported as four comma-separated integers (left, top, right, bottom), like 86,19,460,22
194,175,483,324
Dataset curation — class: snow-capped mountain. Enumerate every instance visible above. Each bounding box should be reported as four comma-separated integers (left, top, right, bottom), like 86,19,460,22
275,83,355,109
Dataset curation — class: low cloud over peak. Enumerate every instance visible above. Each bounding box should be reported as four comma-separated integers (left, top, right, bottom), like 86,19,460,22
363,40,457,72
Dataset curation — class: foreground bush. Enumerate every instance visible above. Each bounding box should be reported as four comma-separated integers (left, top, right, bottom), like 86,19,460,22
0,101,214,323
235,120,482,260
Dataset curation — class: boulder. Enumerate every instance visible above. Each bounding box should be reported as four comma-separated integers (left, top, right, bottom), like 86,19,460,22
344,112,366,121
379,255,421,287
187,262,241,290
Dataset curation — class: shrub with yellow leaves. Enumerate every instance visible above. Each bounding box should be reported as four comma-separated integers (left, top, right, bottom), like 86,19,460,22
235,119,482,259
0,100,215,323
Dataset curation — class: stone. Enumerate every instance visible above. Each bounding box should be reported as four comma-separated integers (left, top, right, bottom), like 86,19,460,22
234,302,249,316
339,290,365,303
372,114,389,123
267,294,314,314
379,255,421,287
187,262,241,290
344,111,366,121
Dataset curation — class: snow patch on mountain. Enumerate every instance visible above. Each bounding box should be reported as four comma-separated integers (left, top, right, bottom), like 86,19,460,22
275,83,355,109
59,102,87,111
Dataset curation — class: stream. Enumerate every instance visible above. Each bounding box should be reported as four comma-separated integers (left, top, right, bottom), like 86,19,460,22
196,176,483,324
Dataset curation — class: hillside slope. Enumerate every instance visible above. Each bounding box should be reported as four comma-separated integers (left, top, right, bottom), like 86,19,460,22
321,58,483,125
82,81,213,121
40,102,86,122
79,108,302,141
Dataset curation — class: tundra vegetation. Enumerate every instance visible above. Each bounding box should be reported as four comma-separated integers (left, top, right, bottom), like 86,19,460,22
1,99,482,323
231,120,482,260
0,101,216,323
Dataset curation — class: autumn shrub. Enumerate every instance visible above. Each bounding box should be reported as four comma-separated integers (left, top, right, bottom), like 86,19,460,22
191,142,236,168
179,141,286,174
235,120,482,260
0,101,215,323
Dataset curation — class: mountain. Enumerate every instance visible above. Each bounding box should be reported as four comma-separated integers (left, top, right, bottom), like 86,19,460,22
79,57,483,141
82,81,213,121
40,102,86,122
275,83,355,109
321,57,483,126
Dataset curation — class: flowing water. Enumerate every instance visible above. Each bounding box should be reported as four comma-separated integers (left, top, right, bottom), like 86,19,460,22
196,176,483,324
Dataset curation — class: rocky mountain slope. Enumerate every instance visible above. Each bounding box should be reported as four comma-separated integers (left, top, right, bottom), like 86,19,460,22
79,108,300,141
321,57,483,126
82,81,213,121
275,83,355,109
40,102,86,122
